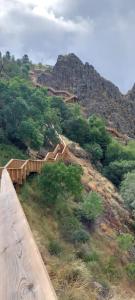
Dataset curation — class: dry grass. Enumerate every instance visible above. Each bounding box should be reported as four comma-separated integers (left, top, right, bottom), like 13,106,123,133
19,177,135,300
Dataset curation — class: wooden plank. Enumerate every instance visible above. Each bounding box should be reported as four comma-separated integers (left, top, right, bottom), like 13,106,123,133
0,170,57,300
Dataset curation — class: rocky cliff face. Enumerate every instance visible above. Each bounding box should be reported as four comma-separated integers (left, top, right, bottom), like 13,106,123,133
37,53,135,138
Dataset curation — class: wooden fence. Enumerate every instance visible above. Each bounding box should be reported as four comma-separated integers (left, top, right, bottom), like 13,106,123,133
0,137,67,299
0,136,67,185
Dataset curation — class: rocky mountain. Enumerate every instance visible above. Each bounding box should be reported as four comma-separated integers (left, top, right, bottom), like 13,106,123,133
37,53,135,138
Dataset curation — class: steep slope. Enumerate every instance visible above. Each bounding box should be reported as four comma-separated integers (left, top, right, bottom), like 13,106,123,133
37,53,135,138
20,139,135,300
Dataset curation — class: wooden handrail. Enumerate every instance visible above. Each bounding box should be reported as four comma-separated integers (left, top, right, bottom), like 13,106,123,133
0,136,67,299
0,169,57,299
30,72,78,103
0,137,67,184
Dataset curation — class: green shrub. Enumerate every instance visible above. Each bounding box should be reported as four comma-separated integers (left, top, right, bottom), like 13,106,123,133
117,233,134,251
48,240,63,256
126,263,135,280
58,208,81,242
104,257,122,282
103,160,135,186
72,229,89,244
77,246,99,262
84,143,103,163
80,192,103,222
120,171,135,211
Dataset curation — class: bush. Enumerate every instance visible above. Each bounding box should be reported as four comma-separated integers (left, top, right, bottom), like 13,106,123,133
103,160,135,186
84,143,103,163
39,162,83,206
48,240,63,256
0,143,27,166
58,208,81,242
104,257,122,282
77,246,99,262
117,233,134,251
80,192,103,222
126,263,135,280
72,229,89,244
120,171,135,211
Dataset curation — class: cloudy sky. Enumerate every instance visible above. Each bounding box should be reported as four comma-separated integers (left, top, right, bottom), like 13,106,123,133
0,0,135,93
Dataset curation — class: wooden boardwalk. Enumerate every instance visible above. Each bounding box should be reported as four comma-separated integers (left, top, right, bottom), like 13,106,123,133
0,136,67,184
0,137,67,299
29,70,78,103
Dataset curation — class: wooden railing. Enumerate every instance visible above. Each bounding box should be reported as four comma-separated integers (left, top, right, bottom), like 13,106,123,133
30,71,78,103
0,169,58,299
0,136,67,185
106,127,129,141
0,137,67,299
40,84,78,103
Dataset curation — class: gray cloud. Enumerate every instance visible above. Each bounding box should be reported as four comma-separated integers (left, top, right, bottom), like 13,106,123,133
0,0,135,92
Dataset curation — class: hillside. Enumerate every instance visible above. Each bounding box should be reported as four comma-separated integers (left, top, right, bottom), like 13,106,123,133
37,53,135,138
19,139,135,300
1,51,135,300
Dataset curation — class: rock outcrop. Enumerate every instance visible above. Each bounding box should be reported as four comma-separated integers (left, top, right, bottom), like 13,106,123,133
37,53,135,138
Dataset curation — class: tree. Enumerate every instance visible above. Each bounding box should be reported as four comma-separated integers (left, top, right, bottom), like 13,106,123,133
64,117,91,146
39,162,83,205
104,139,124,164
0,78,62,150
120,171,135,211
104,139,135,165
5,51,11,60
88,115,110,151
19,119,44,149
22,54,29,64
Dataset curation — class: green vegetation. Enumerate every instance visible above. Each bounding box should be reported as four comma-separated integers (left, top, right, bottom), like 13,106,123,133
0,78,61,150
126,263,135,280
104,256,122,282
0,51,31,79
19,173,135,299
1,51,135,189
39,162,83,206
48,240,63,256
117,233,134,251
1,51,135,298
81,192,104,221
120,171,135,212
84,143,103,163
0,143,27,166
103,160,135,186
72,229,89,244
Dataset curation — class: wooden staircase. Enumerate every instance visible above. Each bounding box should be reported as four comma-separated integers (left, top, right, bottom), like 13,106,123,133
29,70,78,103
0,136,67,185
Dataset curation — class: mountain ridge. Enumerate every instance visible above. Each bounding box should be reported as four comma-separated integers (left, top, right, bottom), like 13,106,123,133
37,53,135,138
